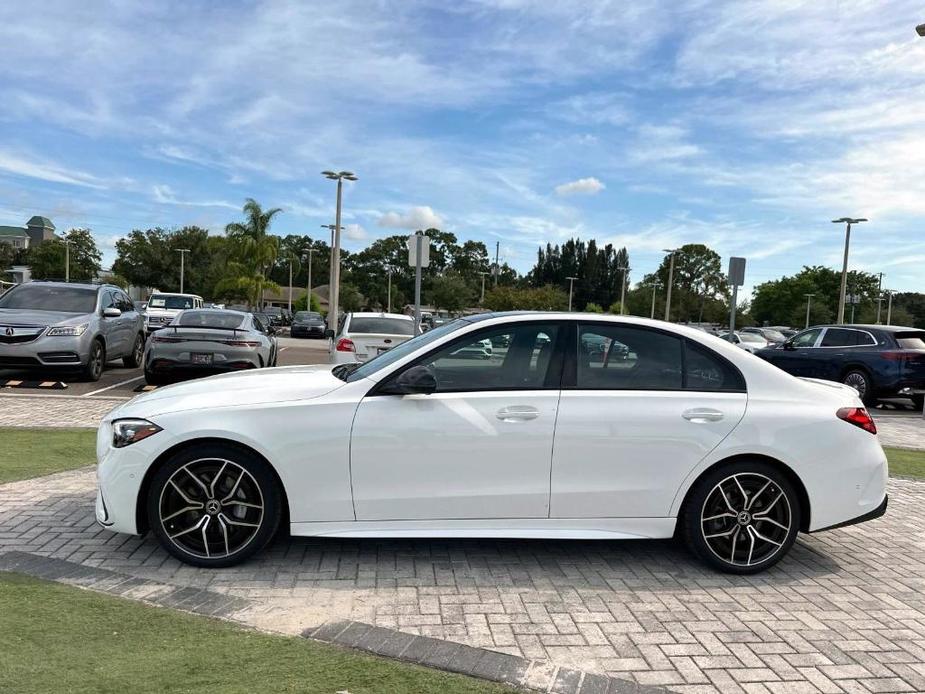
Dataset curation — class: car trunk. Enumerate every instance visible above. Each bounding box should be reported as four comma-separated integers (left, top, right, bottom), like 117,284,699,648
350,333,411,360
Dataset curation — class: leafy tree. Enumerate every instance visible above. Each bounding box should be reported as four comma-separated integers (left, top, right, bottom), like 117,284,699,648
113,226,225,296
0,243,14,274
584,302,604,313
292,292,322,313
607,301,622,314
640,244,727,323
483,285,568,311
223,199,282,307
28,228,101,281
427,274,473,314
528,239,630,310
339,283,363,311
750,266,879,327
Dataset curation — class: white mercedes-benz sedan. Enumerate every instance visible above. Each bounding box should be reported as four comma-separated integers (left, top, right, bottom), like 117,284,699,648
95,312,888,574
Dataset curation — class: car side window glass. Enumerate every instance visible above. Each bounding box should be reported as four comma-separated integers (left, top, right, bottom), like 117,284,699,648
684,341,746,392
101,291,117,310
791,328,821,348
577,324,682,390
252,316,266,333
119,292,134,312
411,323,561,392
856,331,876,346
821,328,856,347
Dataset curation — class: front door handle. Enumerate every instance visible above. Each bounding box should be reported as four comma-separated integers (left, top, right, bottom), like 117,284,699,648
682,408,724,423
496,406,540,422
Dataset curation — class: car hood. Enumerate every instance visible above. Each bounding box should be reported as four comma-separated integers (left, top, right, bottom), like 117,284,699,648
0,308,89,326
110,364,345,419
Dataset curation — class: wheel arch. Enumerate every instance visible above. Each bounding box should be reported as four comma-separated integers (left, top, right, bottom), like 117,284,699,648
676,453,811,532
135,436,290,535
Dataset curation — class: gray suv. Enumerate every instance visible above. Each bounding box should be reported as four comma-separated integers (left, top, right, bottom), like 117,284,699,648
0,282,145,381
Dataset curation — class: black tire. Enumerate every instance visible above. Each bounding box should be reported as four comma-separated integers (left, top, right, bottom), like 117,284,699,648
81,339,105,382
842,368,875,405
146,443,281,568
681,460,800,574
123,333,144,368
144,368,167,386
912,394,924,411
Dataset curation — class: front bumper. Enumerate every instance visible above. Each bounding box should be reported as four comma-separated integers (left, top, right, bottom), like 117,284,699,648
0,332,92,368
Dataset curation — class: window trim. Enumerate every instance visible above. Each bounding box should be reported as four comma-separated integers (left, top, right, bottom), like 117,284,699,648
817,327,878,348
565,322,746,394
368,319,568,396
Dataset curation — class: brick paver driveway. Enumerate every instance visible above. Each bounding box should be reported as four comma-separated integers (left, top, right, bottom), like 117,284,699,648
2,467,923,693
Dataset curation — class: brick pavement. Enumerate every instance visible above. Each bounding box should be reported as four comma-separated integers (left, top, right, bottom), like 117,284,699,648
1,466,923,693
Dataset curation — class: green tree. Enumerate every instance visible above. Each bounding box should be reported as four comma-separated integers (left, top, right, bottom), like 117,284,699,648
483,285,568,312
221,199,282,307
339,283,363,311
427,274,474,314
292,292,322,313
584,302,604,313
528,239,629,310
28,229,101,281
641,244,727,323
750,266,879,327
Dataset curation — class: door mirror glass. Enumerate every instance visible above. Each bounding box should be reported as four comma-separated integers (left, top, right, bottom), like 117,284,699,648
102,307,122,318
380,365,437,395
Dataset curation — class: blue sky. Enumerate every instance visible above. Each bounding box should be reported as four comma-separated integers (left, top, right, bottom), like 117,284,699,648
1,0,924,297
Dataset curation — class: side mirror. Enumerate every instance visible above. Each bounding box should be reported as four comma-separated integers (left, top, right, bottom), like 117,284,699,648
103,307,122,318
783,341,795,351
267,325,277,335
324,328,335,339
379,365,437,395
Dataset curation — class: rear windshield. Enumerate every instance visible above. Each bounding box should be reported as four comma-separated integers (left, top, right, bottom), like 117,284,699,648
739,333,766,343
0,284,97,313
295,312,322,320
896,333,925,350
149,294,195,310
349,317,414,335
175,311,245,329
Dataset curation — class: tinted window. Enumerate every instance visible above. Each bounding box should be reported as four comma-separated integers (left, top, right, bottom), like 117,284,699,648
349,317,414,335
685,341,746,392
738,332,766,344
896,332,925,350
791,328,821,347
821,328,860,347
149,294,196,310
0,284,98,313
577,324,682,390
251,315,267,333
410,322,560,392
176,311,246,329
118,291,134,312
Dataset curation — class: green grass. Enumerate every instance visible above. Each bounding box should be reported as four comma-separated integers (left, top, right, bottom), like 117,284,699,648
883,447,925,480
0,572,512,694
0,427,97,483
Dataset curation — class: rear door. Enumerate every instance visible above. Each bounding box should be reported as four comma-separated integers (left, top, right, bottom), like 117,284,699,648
550,323,747,519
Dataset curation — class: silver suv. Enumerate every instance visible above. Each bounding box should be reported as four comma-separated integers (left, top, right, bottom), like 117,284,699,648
0,282,145,381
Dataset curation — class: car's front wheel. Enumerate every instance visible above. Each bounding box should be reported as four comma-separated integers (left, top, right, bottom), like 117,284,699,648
681,461,800,574
147,444,281,567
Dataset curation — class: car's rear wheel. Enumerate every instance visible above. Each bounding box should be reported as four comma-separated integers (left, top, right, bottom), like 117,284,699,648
842,368,875,405
911,394,924,411
81,339,105,382
147,444,281,568
123,333,144,368
681,461,800,574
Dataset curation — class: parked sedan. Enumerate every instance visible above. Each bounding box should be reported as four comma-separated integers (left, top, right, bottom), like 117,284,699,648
97,313,887,574
329,312,415,364
290,311,326,339
757,324,925,408
143,309,278,385
741,327,788,345
718,331,769,353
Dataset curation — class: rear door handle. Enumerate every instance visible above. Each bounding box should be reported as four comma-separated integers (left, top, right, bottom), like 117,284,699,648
496,406,540,422
682,408,724,423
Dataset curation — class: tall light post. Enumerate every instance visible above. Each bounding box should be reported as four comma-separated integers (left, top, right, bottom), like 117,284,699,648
304,247,316,312
650,283,659,319
663,248,681,322
478,271,490,304
320,223,340,316
566,276,578,311
176,248,190,294
886,290,894,325
831,217,867,324
875,272,884,324
287,255,295,313
321,170,358,333
617,266,629,315
804,293,815,329
386,266,393,313
63,230,71,283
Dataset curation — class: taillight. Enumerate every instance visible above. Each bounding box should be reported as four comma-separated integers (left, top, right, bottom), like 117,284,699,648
836,407,877,435
152,334,183,343
222,340,260,347
335,338,356,352
881,351,908,361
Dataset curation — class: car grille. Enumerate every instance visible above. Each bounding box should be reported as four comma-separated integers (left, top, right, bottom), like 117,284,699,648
0,325,46,344
147,316,173,325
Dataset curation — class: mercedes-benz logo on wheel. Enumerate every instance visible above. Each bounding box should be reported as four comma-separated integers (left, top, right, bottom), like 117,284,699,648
205,500,221,515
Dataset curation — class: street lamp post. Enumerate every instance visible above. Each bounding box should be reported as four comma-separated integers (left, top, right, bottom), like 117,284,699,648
650,283,658,319
831,217,867,324
566,276,578,312
304,247,316,312
663,249,681,322
804,293,815,329
886,290,894,325
287,256,294,313
64,230,71,283
321,170,357,333
320,223,340,318
617,266,629,315
386,266,393,313
176,248,190,294
478,271,490,304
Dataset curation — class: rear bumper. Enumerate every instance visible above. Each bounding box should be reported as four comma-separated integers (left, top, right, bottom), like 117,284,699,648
811,494,888,532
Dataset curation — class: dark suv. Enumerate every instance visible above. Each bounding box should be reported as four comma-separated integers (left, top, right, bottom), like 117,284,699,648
757,324,925,407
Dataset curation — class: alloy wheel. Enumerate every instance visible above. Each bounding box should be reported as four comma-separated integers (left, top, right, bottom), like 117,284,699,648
700,472,792,568
158,458,265,560
90,343,103,379
843,372,868,398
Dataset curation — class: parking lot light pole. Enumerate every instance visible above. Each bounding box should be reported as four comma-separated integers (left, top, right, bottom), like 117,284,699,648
322,170,357,333
650,283,658,319
176,248,190,294
386,266,393,313
304,247,316,312
804,293,815,328
64,230,71,283
478,271,490,304
566,276,578,311
886,290,894,325
320,223,340,317
617,266,629,315
831,218,867,324
663,249,681,322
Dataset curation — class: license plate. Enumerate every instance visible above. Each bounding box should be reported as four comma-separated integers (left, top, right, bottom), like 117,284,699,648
376,346,391,355
191,352,213,365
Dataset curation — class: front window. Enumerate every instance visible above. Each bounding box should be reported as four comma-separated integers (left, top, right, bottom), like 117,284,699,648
148,294,195,310
348,316,414,336
0,284,98,313
175,310,246,329
790,328,821,348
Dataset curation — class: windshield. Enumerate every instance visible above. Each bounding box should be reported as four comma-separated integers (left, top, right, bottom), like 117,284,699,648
175,310,246,329
149,294,195,310
294,311,322,321
349,317,414,335
0,284,97,313
342,319,469,382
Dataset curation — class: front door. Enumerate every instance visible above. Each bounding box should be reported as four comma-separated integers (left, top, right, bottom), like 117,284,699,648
551,323,747,518
766,327,822,377
350,321,564,520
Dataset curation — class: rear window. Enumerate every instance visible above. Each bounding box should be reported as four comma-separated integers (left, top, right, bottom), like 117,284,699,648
0,284,98,313
738,333,766,343
295,312,322,320
175,311,245,329
349,317,414,335
149,294,195,310
896,333,925,350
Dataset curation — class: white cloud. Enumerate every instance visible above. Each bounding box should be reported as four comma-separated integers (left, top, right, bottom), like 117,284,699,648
343,223,367,241
555,177,605,196
151,184,238,210
378,206,444,230
0,150,106,189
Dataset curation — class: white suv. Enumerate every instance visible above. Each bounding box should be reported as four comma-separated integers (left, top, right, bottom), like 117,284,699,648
144,292,204,334
329,312,415,364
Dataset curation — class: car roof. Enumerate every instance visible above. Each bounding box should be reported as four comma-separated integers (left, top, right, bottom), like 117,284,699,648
810,324,915,333
179,308,248,317
23,281,112,291
349,312,413,320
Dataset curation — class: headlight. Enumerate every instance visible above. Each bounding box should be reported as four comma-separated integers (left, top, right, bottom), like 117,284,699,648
46,324,88,337
112,419,162,448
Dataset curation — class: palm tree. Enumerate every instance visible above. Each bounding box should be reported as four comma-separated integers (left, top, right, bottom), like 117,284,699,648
223,199,282,308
